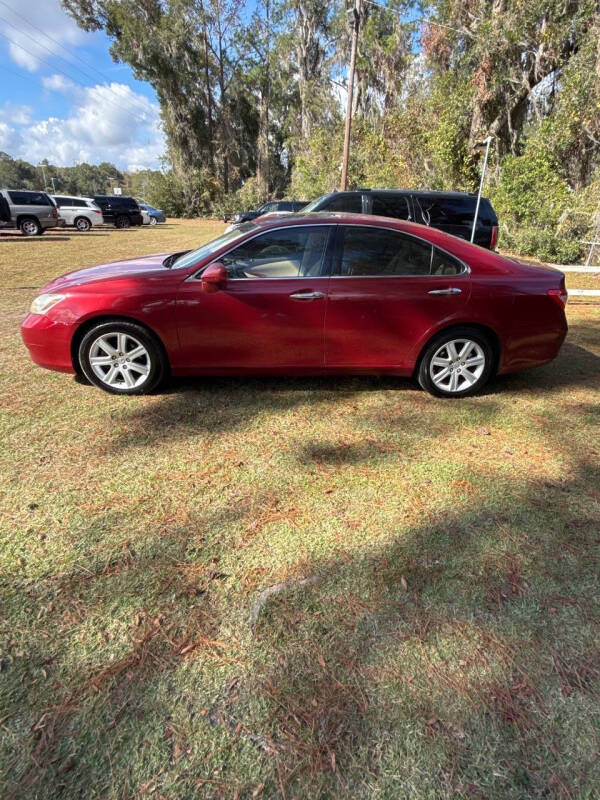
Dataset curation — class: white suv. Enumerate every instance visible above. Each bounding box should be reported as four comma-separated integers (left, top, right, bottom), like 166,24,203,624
52,195,104,231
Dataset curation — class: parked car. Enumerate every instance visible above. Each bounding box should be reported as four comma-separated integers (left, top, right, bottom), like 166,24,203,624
22,213,567,398
92,195,143,228
0,189,62,235
303,190,499,249
52,195,104,231
136,201,166,225
228,200,306,227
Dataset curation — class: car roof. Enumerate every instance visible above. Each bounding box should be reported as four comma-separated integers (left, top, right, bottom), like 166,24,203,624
320,189,480,198
53,194,94,201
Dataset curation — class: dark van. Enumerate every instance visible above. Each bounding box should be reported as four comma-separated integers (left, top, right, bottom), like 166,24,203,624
302,189,499,249
92,195,143,228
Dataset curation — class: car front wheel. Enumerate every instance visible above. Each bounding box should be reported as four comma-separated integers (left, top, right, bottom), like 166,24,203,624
79,321,166,395
417,327,494,398
149,216,157,226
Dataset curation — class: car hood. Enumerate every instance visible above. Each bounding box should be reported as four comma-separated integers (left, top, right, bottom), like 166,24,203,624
41,253,170,292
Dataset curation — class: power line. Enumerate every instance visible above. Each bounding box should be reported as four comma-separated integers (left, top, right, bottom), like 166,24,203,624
0,27,155,128
0,0,154,117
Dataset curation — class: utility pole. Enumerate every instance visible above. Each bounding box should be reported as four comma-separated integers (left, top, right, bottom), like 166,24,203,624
471,135,493,243
39,162,48,191
340,0,361,191
50,176,57,193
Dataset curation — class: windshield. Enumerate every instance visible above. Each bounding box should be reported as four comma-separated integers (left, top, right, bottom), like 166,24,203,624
170,223,255,269
302,195,328,212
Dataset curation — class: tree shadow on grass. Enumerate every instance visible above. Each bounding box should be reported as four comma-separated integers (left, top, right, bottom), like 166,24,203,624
246,456,600,797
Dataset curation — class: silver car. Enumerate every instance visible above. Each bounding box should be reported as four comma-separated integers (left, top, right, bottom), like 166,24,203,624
0,188,62,235
52,195,104,232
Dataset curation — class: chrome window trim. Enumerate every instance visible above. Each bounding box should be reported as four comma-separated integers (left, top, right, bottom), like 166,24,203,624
331,223,471,278
184,221,471,282
185,223,337,282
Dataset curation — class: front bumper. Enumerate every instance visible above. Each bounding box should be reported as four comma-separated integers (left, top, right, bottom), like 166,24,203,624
21,314,75,373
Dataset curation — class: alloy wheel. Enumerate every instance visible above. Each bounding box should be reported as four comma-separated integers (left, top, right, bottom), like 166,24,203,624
89,332,151,389
429,338,486,393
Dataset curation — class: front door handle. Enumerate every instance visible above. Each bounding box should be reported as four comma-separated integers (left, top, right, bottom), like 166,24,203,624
428,288,462,295
289,291,325,301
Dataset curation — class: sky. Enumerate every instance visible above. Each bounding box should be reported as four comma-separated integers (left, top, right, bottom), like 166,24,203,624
0,0,165,171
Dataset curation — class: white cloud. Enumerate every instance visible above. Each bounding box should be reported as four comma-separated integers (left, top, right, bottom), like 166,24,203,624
42,74,76,93
1,0,87,72
0,121,22,152
12,82,166,170
0,102,33,125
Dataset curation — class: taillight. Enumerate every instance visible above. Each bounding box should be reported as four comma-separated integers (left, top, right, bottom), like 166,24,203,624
93,209,101,214
490,225,498,249
52,207,58,218
547,288,568,308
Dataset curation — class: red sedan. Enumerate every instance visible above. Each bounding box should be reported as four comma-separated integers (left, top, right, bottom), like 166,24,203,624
21,213,568,398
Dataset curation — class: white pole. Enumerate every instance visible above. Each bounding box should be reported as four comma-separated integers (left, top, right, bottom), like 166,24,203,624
471,135,492,243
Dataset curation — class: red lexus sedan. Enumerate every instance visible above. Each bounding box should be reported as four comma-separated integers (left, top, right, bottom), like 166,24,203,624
21,213,568,398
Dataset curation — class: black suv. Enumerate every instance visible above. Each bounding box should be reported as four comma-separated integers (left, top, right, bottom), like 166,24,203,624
302,189,499,249
92,195,143,228
230,200,307,225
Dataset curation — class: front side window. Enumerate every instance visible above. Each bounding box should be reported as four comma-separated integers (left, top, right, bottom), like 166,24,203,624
323,194,363,213
335,226,432,277
220,226,330,279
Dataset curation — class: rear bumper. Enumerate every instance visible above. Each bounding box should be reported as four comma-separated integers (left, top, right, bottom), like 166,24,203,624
41,218,61,230
21,314,75,373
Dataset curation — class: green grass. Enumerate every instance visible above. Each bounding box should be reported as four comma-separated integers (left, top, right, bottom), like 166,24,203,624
1,222,599,799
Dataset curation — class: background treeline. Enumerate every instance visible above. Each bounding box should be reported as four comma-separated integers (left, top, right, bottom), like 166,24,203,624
8,0,600,262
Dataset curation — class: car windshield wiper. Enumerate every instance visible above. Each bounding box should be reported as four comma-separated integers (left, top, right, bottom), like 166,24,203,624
162,250,190,269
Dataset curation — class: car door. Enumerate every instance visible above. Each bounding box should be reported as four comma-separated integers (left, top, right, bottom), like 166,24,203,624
325,225,471,370
175,224,334,370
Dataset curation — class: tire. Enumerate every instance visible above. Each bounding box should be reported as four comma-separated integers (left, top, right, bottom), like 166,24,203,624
417,326,494,398
75,216,91,232
20,217,41,236
78,320,166,395
115,214,130,229
149,216,158,226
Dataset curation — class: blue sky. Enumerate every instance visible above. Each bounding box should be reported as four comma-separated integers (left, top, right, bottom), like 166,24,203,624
0,0,165,170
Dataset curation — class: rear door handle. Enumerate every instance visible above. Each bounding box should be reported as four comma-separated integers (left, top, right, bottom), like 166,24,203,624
428,288,462,295
289,291,325,301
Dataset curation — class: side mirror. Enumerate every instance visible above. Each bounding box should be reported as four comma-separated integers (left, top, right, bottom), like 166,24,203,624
201,261,227,292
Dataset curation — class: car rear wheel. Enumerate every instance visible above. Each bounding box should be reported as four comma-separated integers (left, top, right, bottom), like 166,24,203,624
417,327,494,398
79,321,166,395
115,214,130,229
75,216,91,232
149,216,158,226
20,217,41,236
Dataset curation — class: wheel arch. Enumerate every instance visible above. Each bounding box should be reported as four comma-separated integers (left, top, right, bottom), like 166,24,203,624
16,214,39,227
414,322,502,377
70,315,170,375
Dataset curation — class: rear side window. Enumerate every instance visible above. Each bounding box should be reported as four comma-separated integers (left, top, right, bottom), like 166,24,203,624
322,194,363,213
8,191,52,206
372,194,410,220
336,226,432,276
431,248,465,276
418,196,492,226
335,226,466,277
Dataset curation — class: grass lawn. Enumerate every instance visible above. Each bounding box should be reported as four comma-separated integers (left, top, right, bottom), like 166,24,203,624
1,221,599,799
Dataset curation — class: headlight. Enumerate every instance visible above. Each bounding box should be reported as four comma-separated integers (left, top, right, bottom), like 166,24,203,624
30,293,67,315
